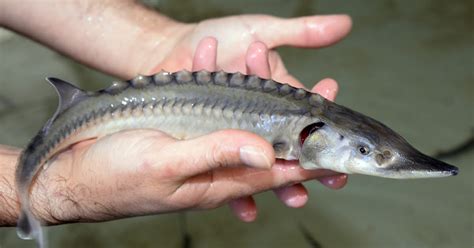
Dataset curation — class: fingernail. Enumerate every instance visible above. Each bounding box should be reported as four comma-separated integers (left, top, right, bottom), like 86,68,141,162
319,174,348,189
284,194,308,208
325,177,336,186
239,146,272,169
239,209,257,222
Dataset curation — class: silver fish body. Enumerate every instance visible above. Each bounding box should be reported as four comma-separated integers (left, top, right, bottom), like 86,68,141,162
14,70,458,245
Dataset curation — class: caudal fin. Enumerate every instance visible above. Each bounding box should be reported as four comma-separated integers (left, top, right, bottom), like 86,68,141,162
17,208,45,248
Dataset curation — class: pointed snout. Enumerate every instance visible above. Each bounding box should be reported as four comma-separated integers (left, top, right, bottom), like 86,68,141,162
389,151,459,178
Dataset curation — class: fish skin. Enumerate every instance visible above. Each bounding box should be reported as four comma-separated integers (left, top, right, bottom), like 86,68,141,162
15,70,321,244
18,70,321,193
14,70,458,246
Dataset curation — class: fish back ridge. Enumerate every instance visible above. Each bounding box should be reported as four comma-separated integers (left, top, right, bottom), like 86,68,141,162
108,70,327,114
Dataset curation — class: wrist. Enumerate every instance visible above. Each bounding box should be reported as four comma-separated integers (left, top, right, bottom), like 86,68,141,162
0,0,192,79
0,145,21,226
0,145,63,226
105,1,192,77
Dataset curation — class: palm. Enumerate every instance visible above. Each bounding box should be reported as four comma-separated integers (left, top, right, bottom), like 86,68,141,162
37,121,340,223
152,16,281,73
148,14,350,88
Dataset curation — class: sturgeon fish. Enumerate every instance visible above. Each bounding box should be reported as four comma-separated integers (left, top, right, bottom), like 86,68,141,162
15,70,458,245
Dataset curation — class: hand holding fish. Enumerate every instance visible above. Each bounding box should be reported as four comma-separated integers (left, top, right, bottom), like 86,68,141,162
0,0,352,227
20,37,347,226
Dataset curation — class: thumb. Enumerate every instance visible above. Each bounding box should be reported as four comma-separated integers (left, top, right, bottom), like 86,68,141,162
162,130,275,178
254,14,352,49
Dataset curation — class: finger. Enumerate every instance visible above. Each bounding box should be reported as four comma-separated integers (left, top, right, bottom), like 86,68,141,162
246,48,306,89
228,196,258,222
317,174,348,189
311,78,339,101
255,15,352,49
245,41,271,79
266,51,306,88
276,74,305,89
192,36,218,71
273,183,308,208
206,160,343,201
162,130,275,179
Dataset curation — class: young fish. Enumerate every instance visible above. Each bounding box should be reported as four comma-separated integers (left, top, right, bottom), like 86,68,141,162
15,70,458,246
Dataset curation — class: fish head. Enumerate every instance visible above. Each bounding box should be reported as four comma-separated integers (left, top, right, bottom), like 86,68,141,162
299,104,459,179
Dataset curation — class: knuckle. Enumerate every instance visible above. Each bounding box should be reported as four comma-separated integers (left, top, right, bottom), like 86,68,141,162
205,139,233,169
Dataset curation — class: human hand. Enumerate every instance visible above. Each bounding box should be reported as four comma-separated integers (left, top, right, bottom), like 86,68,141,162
28,37,347,225
141,14,352,221
190,37,349,221
146,14,352,88
2,2,352,223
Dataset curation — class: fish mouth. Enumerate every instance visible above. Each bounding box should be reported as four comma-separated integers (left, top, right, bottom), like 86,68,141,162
383,152,459,179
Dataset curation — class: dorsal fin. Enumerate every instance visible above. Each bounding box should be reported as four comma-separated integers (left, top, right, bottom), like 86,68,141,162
44,77,88,131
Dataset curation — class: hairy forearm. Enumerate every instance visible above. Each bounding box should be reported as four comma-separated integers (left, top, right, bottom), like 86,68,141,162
0,0,186,78
0,145,21,226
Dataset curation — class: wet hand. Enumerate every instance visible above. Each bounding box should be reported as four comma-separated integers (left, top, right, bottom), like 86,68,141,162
145,14,352,88
32,37,348,224
190,37,348,221
137,14,353,221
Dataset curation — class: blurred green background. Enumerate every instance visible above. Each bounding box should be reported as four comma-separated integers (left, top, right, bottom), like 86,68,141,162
0,0,472,247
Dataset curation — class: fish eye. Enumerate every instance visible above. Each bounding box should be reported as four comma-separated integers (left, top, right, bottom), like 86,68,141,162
358,146,370,155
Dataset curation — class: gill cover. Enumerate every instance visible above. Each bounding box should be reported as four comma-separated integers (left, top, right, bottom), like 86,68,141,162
299,122,355,174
